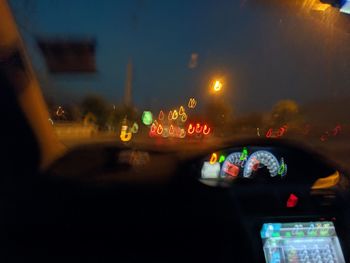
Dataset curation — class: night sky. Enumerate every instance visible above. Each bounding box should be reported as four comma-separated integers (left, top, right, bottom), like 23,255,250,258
10,0,350,113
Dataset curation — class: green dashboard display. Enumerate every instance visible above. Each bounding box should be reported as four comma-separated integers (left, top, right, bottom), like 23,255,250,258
261,221,345,263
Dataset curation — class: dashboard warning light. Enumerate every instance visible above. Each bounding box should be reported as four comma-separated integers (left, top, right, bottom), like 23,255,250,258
209,153,217,164
286,194,298,208
223,163,239,177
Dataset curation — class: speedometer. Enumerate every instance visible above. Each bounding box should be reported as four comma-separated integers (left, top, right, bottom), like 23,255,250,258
220,152,243,178
243,150,281,178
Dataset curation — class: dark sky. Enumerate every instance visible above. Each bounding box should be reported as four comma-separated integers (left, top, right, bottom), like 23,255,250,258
10,0,350,113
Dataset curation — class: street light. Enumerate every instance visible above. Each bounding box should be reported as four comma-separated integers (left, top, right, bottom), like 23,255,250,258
213,80,223,92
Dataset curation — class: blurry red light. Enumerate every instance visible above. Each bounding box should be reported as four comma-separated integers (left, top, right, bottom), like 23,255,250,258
286,193,298,208
157,124,163,135
195,123,203,133
223,163,239,177
188,123,195,134
203,124,211,135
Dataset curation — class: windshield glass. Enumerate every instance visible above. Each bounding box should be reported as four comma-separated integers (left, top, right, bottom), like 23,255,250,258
9,0,350,169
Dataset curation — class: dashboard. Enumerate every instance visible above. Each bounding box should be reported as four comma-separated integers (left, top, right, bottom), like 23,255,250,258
189,144,349,262
197,145,340,190
17,141,349,263
201,147,287,182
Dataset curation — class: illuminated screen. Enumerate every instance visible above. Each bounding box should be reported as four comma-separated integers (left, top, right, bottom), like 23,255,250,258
201,161,220,179
261,221,345,263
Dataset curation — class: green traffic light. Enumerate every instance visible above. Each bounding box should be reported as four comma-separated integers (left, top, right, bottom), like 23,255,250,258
142,111,153,126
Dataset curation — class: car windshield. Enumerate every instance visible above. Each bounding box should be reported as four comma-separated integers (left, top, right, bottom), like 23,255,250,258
9,0,350,169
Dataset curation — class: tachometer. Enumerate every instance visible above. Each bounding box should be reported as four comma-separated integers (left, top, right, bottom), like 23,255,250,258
220,152,244,178
243,150,281,178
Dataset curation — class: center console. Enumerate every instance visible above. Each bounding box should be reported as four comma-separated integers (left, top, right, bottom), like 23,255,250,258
260,221,346,263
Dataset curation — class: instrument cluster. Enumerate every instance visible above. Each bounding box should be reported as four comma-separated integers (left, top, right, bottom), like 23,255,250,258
201,147,287,182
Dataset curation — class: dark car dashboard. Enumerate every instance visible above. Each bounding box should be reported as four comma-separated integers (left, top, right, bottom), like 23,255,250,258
3,139,350,262
187,143,349,262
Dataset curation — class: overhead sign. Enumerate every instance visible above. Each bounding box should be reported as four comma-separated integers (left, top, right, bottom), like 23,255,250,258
37,38,96,73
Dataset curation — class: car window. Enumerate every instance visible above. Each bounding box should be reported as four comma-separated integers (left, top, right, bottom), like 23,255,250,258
9,0,350,170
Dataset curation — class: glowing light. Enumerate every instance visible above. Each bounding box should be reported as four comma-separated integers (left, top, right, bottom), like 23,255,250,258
266,126,287,138
320,132,329,142
203,124,211,135
278,158,286,176
149,124,187,139
213,80,222,92
48,118,54,125
130,122,139,133
179,106,185,115
148,130,155,137
223,163,239,177
219,155,226,163
332,124,341,136
56,106,65,117
168,111,173,121
150,123,157,133
187,123,195,134
181,113,187,122
172,110,179,120
311,171,340,190
209,153,217,164
157,124,163,135
252,158,260,171
142,111,153,126
286,194,298,208
240,147,248,161
277,125,288,137
158,110,164,121
188,98,197,108
201,162,220,179
120,125,132,142
312,3,331,11
266,128,273,138
320,125,342,142
179,128,186,138
195,123,203,133
257,128,260,137
277,128,285,137
169,124,174,135
187,123,211,136
162,127,169,138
